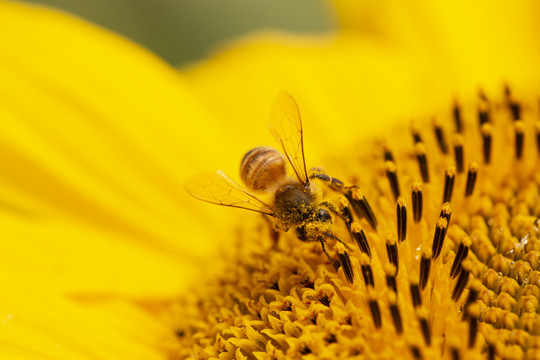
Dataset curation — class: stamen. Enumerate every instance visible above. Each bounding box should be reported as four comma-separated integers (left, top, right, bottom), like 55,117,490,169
388,292,403,335
442,165,456,204
508,99,521,121
384,263,397,292
409,275,422,307
481,123,493,165
449,235,471,279
359,253,374,288
464,162,478,197
487,344,495,360
368,288,382,329
453,100,463,133
450,348,461,360
467,302,480,348
347,188,378,230
385,161,401,200
412,181,423,223
419,248,432,290
433,118,448,154
439,202,452,225
386,233,399,272
338,197,353,229
414,143,430,183
451,259,471,301
478,97,490,126
351,222,371,257
397,196,407,242
514,120,525,160
383,144,394,162
431,217,449,260
336,243,354,284
452,135,465,173
417,307,431,346
461,279,481,321
411,126,422,144
409,345,422,360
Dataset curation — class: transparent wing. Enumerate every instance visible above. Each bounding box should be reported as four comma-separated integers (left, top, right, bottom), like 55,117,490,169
268,92,308,184
184,171,274,215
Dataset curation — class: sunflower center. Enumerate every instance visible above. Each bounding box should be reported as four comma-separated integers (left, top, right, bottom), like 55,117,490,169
175,87,540,360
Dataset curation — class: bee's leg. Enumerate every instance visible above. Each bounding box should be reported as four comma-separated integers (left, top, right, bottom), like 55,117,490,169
323,232,353,252
317,237,334,264
309,172,348,190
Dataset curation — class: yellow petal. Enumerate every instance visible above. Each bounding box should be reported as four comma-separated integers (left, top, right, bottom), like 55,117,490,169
0,210,195,298
332,1,540,90
0,0,242,271
0,286,173,359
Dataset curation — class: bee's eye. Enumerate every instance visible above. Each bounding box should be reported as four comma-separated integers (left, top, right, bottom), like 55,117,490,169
316,209,331,222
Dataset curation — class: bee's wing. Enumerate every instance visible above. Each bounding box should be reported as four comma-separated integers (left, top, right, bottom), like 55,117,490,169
268,92,308,185
184,171,274,215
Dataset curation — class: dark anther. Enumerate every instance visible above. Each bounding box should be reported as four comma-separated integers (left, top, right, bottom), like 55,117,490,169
453,136,464,173
412,181,423,223
439,202,452,226
269,281,280,290
410,345,422,360
369,299,382,329
450,243,469,279
487,344,495,360
465,162,478,197
386,273,397,293
346,190,378,230
361,264,375,288
452,268,470,301
468,315,478,349
419,254,431,290
515,121,525,160
431,218,448,260
509,101,521,121
319,294,331,306
337,251,354,284
410,283,422,307
415,143,430,183
433,120,448,154
478,109,489,126
442,166,456,204
300,345,312,355
325,334,337,343
397,196,407,242
453,101,463,133
412,129,422,144
419,316,431,346
386,236,399,272
481,123,492,165
389,302,403,335
351,224,371,257
385,161,401,200
451,348,461,360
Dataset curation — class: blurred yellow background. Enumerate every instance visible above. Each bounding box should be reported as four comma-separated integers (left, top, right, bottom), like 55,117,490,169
24,0,337,65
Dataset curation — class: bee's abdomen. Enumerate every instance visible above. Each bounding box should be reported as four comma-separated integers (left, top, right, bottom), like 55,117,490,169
240,146,286,191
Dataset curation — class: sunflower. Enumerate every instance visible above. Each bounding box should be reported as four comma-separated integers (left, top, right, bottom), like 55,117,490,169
2,0,540,359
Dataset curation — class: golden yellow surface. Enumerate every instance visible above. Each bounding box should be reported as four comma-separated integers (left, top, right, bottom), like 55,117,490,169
1,0,540,358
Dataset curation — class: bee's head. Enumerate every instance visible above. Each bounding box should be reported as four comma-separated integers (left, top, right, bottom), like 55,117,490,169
315,208,332,223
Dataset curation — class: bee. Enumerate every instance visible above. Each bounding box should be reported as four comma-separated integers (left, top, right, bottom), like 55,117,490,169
185,92,354,283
